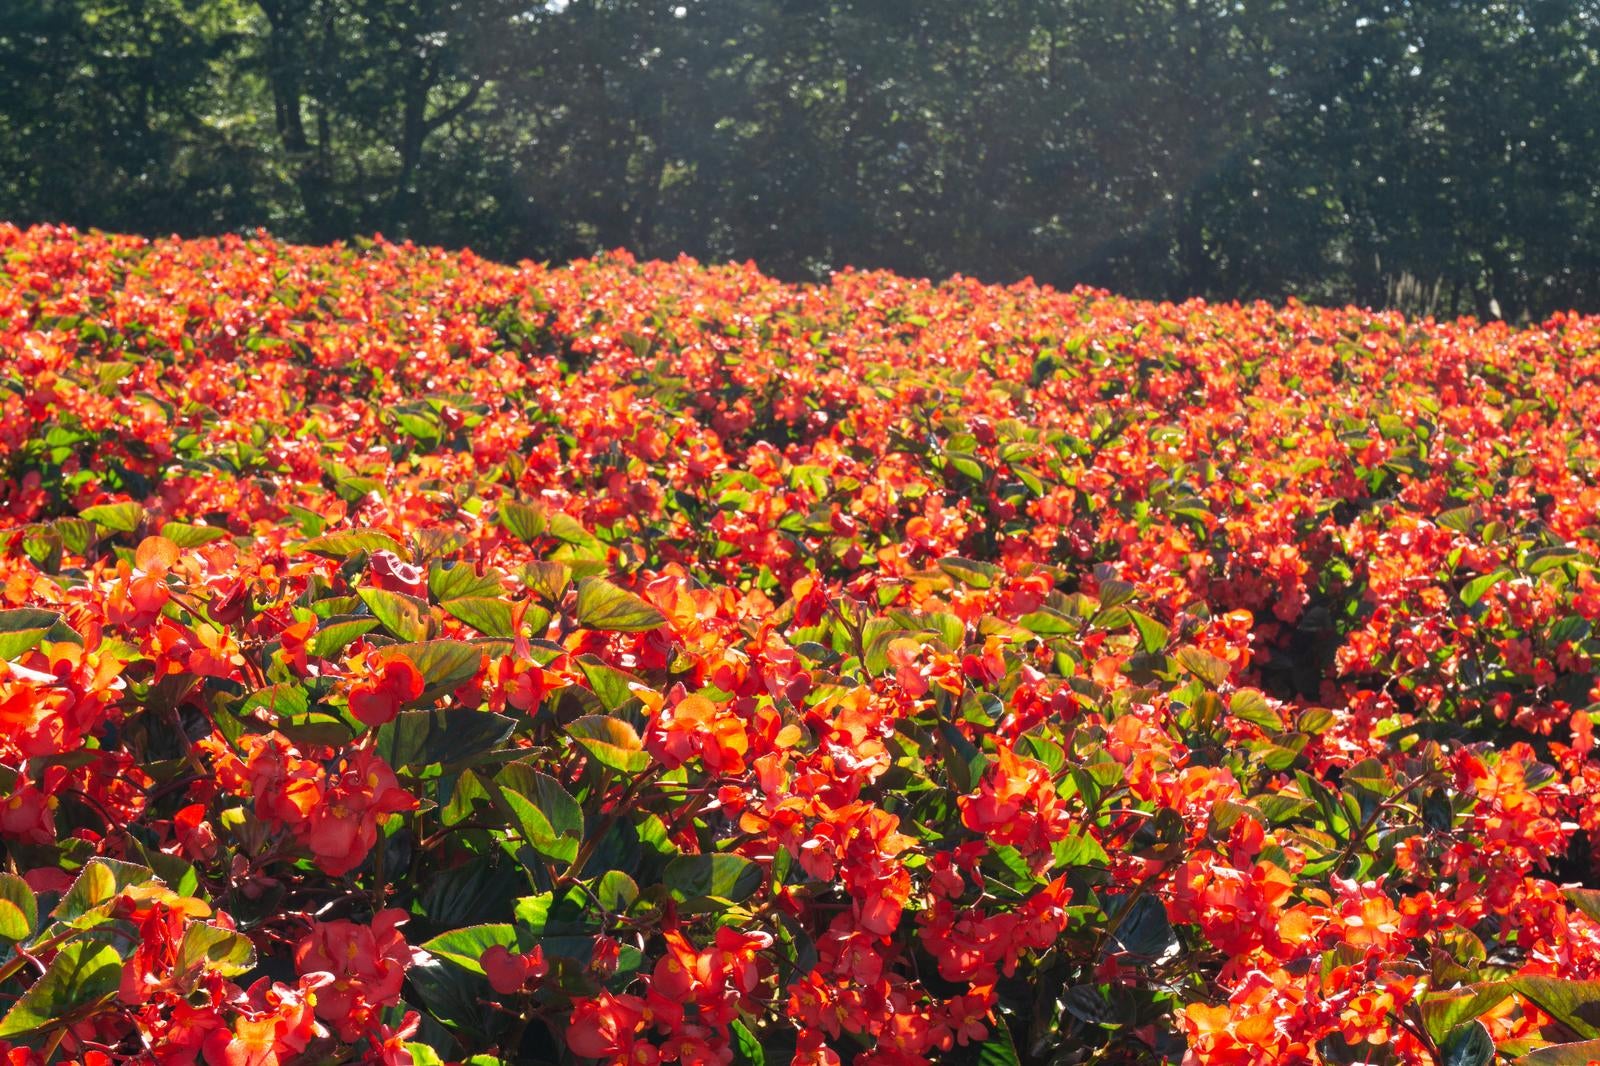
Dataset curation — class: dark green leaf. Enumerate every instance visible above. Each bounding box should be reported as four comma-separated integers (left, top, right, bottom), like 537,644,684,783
1108,894,1179,963
406,954,505,1042
1440,1021,1494,1066
379,708,516,769
663,854,762,903
1518,1040,1600,1065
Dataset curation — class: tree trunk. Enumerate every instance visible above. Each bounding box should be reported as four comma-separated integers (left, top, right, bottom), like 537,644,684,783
259,0,336,239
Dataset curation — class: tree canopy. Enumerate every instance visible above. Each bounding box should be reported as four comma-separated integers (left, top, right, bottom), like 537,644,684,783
5,0,1599,318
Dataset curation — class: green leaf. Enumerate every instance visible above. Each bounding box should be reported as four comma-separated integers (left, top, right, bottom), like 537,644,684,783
441,597,516,639
0,874,36,942
568,715,651,773
513,892,553,937
1566,888,1600,925
520,561,572,603
498,501,549,543
663,854,762,903
945,450,985,480
1108,894,1179,963
1298,706,1337,734
1229,688,1282,730
1518,1040,1600,1065
374,640,484,692
0,939,124,1038
1461,568,1510,607
296,531,404,559
1019,609,1075,636
443,770,492,828
406,954,506,1042
307,616,380,659
863,624,912,676
422,924,519,975
239,684,310,718
1511,977,1600,1039
359,586,431,642
1527,547,1584,576
430,562,503,602
548,512,603,552
1129,609,1169,653
1176,646,1231,687
379,708,516,769
575,578,666,632
0,609,63,660
495,765,584,865
178,923,257,977
924,611,966,652
1095,579,1136,610
938,720,989,794
594,871,639,913
1440,1021,1494,1066
1419,983,1514,1046
159,521,229,548
1051,831,1111,870
577,655,644,712
395,410,443,445
974,1020,1023,1066
52,858,155,926
333,475,383,504
79,501,144,534
418,858,523,929
730,1019,766,1066
938,556,1000,589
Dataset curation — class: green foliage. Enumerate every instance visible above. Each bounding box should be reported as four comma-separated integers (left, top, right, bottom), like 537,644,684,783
6,0,1600,316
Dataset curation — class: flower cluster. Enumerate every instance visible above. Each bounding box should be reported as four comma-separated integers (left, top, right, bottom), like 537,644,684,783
3,223,1600,1064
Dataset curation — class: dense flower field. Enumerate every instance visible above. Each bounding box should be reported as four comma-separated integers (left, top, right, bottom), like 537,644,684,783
3,224,1600,1065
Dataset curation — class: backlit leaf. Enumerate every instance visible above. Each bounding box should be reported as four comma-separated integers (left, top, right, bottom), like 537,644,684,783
576,578,666,632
